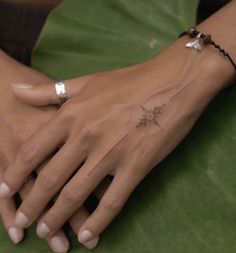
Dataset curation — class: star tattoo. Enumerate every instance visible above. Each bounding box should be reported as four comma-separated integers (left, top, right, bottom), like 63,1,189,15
136,105,165,128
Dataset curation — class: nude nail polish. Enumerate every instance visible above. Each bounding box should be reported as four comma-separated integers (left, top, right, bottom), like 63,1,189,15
37,222,50,238
83,236,99,249
15,212,29,227
8,227,23,244
78,230,93,243
0,182,10,197
50,236,69,253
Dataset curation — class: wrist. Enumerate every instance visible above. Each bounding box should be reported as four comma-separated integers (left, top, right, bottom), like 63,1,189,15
189,38,236,93
140,34,234,116
180,34,235,89
159,34,235,96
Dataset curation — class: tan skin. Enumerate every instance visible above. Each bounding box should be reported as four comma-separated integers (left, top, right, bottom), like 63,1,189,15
1,0,236,251
0,50,105,251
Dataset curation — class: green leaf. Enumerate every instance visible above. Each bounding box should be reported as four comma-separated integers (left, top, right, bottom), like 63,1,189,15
32,0,199,78
5,1,236,253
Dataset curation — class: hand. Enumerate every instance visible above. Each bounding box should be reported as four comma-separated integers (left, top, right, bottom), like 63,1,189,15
0,36,225,244
0,51,102,251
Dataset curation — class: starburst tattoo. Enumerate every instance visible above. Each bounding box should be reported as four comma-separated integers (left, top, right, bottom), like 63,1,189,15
136,105,165,128
135,77,198,129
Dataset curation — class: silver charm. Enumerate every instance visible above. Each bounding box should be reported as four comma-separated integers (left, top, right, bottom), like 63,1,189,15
185,33,202,51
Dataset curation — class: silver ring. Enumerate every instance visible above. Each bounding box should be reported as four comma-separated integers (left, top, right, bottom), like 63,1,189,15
55,80,68,105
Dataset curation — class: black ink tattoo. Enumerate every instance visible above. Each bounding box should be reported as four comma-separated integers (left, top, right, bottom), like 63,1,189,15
87,132,129,176
136,105,165,128
136,78,197,128
169,78,196,101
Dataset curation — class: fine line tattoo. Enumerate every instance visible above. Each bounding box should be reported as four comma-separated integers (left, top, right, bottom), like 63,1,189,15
136,105,165,128
136,78,197,128
169,78,196,101
87,132,129,177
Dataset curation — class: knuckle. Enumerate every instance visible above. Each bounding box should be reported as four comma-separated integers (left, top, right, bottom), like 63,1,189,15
61,187,83,207
82,122,99,138
101,196,123,212
60,101,77,121
20,201,35,220
37,169,58,191
46,115,67,136
18,143,36,165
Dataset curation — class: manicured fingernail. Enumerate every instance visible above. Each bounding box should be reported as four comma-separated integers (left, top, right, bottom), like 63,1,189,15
11,83,32,89
83,236,99,250
0,182,10,197
37,222,50,238
78,230,93,243
8,227,23,244
15,212,29,227
50,236,69,253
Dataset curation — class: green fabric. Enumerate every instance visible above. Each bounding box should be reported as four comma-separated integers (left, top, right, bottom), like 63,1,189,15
2,0,236,253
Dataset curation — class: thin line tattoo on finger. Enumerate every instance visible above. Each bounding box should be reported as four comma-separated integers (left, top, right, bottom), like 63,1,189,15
87,132,129,177
136,77,197,128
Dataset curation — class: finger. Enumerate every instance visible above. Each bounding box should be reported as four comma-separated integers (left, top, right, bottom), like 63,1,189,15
0,198,24,244
42,127,129,239
11,74,96,106
46,230,69,253
19,177,70,253
0,117,66,198
35,154,111,238
0,170,24,244
14,139,86,229
78,170,139,243
69,207,99,250
68,177,111,250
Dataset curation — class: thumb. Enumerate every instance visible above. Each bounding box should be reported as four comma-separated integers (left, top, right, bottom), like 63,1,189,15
11,74,96,106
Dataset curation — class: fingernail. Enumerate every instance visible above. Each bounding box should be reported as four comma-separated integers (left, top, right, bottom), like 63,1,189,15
83,236,99,250
15,212,29,227
50,236,69,253
0,182,10,197
37,222,50,238
78,230,93,243
8,227,23,244
11,83,32,89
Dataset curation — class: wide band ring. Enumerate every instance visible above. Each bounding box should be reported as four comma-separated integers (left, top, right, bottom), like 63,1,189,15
55,80,68,105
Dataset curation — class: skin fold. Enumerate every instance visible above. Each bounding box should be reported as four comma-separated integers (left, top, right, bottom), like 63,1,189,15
1,1,236,251
0,50,105,252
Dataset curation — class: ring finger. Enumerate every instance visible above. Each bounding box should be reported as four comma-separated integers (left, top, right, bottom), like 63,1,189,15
68,176,111,250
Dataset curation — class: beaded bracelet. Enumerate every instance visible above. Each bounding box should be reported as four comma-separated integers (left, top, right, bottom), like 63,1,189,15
179,27,236,72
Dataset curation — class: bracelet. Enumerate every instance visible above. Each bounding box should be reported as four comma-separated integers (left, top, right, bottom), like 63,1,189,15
179,27,236,72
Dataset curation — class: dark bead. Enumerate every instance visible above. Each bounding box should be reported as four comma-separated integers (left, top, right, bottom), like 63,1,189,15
187,27,196,38
203,34,211,44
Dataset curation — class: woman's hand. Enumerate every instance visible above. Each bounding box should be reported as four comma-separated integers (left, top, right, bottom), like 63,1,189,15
0,50,102,251
0,34,228,245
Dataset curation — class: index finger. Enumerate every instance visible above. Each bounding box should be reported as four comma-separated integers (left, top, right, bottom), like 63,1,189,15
0,118,66,198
